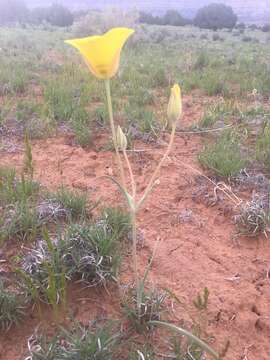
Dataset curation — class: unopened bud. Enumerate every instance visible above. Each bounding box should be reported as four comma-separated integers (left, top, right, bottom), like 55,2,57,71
167,84,182,129
116,126,127,151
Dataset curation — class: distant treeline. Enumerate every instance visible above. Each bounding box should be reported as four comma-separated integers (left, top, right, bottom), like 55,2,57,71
139,4,238,30
0,0,269,31
0,0,74,27
139,9,191,27
140,3,270,31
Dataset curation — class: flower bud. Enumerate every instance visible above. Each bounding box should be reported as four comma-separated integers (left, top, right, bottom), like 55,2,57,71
167,84,182,129
116,126,127,151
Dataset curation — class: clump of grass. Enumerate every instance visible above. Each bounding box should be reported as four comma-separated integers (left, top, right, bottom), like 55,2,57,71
36,199,69,222
256,123,270,170
151,66,169,87
69,107,92,147
20,231,67,309
101,207,131,239
94,104,108,127
62,208,130,285
198,129,247,177
124,286,167,333
201,73,228,96
0,200,41,243
43,68,93,146
193,51,209,70
26,322,119,360
197,100,241,129
47,186,90,220
130,87,155,107
168,335,204,360
0,167,40,206
16,100,41,123
10,68,28,94
235,195,269,237
125,105,160,140
0,281,25,331
20,207,130,304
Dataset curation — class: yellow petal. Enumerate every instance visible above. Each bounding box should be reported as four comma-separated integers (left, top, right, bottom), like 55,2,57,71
167,84,182,128
65,28,134,79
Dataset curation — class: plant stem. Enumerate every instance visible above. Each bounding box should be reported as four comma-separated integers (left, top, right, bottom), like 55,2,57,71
105,79,126,188
123,149,136,199
138,124,176,209
131,209,140,311
104,80,139,305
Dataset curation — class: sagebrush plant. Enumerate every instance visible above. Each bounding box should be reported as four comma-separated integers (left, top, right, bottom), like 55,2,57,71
65,28,221,359
0,281,25,331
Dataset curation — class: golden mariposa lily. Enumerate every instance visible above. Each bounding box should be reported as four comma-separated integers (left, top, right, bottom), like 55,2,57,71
65,27,134,79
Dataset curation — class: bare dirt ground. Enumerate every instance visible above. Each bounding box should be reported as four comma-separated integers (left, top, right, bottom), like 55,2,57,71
0,103,270,360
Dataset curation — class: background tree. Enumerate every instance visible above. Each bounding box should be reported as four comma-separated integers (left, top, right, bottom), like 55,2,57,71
194,3,237,30
46,3,74,27
162,10,189,26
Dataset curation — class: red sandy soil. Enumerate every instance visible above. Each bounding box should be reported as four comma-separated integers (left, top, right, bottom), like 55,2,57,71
0,103,270,360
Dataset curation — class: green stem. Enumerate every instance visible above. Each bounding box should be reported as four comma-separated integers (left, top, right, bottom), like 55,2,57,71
105,79,126,188
137,124,176,210
131,209,140,311
123,149,136,200
104,80,139,307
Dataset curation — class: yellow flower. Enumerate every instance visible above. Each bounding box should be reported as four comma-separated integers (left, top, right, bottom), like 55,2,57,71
65,28,134,79
167,84,182,128
116,125,127,151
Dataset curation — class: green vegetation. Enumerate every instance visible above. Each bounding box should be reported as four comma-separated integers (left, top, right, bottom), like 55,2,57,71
26,322,119,360
19,207,130,308
256,123,270,170
0,281,25,331
198,130,247,177
1,11,270,359
0,25,270,145
47,187,90,220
